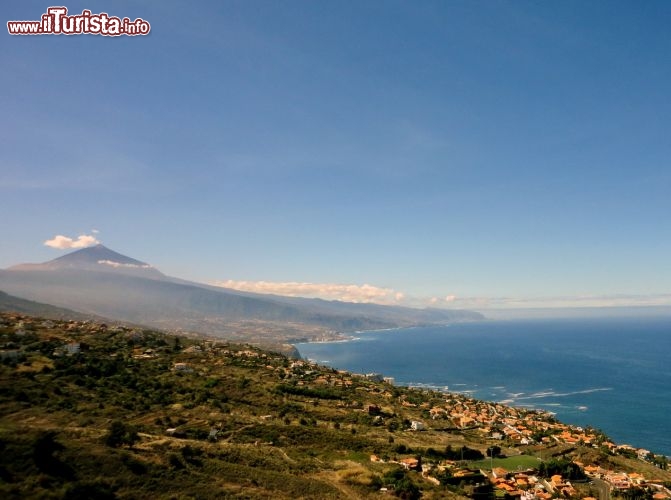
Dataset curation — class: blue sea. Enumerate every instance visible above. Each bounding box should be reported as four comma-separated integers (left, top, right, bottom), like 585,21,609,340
296,316,671,456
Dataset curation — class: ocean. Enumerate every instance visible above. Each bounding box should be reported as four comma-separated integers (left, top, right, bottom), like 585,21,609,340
296,316,671,456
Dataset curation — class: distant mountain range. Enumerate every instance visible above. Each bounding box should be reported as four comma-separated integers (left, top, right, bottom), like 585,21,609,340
0,245,483,342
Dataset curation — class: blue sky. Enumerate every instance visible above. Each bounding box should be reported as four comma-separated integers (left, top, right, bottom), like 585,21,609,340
2,1,671,310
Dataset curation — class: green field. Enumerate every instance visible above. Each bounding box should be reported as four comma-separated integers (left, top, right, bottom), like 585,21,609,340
471,455,541,471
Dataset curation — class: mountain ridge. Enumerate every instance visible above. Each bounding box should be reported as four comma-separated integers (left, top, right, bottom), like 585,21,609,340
0,245,484,344
9,244,165,280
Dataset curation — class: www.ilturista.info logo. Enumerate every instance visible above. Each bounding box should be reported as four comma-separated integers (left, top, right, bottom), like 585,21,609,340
7,6,150,36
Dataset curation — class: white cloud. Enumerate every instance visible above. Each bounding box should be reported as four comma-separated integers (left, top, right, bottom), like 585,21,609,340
212,280,469,308
212,280,406,305
212,277,671,313
44,233,99,249
210,280,671,313
97,260,151,269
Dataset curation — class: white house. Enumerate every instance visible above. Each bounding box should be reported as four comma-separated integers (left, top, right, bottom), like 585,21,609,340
65,343,81,355
410,420,425,431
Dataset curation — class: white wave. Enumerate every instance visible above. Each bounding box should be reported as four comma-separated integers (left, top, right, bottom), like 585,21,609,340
515,387,612,400
567,387,613,395
406,382,451,393
517,390,556,400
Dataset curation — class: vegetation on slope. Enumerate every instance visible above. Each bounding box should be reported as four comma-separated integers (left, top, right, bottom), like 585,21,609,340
1,312,669,499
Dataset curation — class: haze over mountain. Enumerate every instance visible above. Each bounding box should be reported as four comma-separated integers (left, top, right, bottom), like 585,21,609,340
0,245,483,343
0,290,109,322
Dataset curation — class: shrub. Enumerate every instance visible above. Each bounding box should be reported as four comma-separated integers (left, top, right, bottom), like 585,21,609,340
105,421,139,448
63,480,116,500
168,454,185,470
121,453,147,475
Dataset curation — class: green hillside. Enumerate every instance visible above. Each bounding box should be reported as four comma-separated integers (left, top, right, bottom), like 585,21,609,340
1,313,669,499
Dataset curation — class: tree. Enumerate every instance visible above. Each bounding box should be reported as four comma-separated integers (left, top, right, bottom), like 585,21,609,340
32,431,74,479
105,421,139,448
486,445,502,458
382,468,420,500
538,458,585,480
33,431,64,469
652,454,668,470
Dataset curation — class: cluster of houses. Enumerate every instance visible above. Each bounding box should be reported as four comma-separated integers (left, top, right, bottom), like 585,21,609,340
369,455,671,499
490,468,561,499
425,396,606,448
0,314,99,359
582,463,671,498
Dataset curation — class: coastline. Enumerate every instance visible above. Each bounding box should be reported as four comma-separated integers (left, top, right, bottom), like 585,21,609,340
296,319,671,457
295,323,435,348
